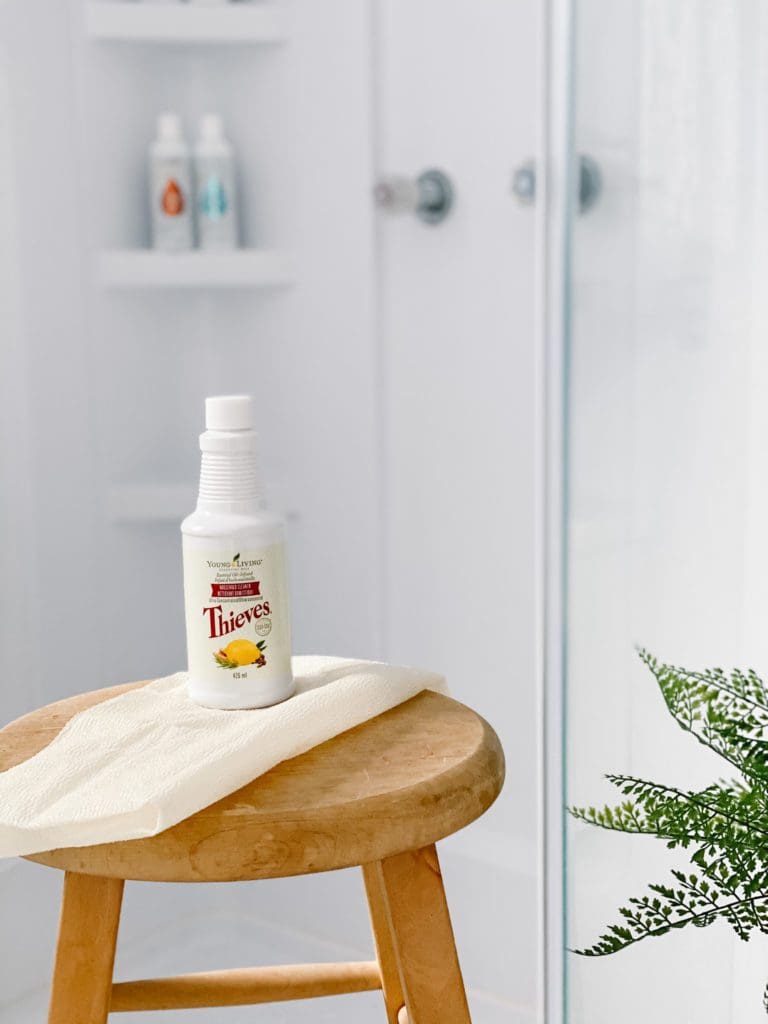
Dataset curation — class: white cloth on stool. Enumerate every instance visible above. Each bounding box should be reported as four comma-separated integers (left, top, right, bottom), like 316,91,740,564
0,656,446,858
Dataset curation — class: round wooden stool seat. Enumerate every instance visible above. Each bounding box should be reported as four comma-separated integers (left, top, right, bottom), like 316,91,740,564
0,683,504,883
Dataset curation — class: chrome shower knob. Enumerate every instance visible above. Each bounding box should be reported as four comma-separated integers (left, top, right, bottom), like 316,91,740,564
511,161,536,205
374,168,454,225
511,154,602,214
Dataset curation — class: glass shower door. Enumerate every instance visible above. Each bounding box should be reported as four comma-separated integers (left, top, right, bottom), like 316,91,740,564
564,2,768,1021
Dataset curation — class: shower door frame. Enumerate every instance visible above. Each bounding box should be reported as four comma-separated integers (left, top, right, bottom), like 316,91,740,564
537,0,574,1021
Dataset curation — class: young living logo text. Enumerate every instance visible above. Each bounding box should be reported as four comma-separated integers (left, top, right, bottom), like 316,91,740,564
207,558,263,568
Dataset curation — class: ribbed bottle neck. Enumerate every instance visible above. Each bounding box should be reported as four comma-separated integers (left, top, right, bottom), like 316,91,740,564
196,442,265,514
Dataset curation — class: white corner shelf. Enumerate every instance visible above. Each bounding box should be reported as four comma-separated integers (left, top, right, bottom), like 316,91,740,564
107,483,299,523
85,2,287,44
97,249,293,289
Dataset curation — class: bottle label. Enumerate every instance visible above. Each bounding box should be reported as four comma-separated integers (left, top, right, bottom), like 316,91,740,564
161,178,185,216
200,175,228,220
183,544,292,694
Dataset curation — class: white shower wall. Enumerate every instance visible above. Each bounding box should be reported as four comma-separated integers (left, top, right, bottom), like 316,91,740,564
0,1,541,1021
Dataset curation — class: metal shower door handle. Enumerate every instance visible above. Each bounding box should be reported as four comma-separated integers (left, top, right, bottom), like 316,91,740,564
511,154,602,214
374,169,454,225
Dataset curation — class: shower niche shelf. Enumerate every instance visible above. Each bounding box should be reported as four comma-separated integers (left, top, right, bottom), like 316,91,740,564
85,2,286,45
97,249,294,290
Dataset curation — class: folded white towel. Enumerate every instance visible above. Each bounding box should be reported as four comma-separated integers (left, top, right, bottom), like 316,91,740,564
0,656,445,859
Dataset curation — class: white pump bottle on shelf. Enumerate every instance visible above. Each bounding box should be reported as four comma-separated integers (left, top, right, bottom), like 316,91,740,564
194,114,238,250
182,396,294,709
149,112,193,251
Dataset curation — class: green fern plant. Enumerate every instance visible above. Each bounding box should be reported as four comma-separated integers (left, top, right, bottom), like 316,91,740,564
571,650,768,1013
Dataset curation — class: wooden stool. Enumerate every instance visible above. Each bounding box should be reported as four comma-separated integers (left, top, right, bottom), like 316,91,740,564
0,683,504,1024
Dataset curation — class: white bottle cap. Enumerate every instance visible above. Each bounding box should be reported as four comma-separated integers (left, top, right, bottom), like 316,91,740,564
199,113,225,143
157,112,184,142
205,395,255,432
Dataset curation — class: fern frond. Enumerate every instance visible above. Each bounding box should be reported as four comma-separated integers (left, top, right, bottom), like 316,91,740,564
572,776,768,848
639,650,768,780
576,881,768,956
572,652,768,1015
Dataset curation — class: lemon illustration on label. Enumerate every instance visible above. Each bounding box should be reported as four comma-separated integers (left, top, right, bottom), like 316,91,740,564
214,638,267,670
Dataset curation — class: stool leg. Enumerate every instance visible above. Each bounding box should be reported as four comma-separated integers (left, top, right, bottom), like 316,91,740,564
373,844,472,1024
48,872,124,1024
363,861,407,1023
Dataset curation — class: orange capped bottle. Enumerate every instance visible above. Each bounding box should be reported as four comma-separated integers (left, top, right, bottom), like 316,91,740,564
149,113,193,251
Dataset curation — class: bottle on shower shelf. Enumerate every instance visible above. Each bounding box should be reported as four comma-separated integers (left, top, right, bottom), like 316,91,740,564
149,112,193,251
194,114,239,250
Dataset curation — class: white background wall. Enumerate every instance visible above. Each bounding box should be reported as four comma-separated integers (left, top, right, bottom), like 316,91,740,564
0,2,541,1023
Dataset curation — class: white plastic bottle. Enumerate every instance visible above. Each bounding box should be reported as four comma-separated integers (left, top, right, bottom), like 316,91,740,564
182,396,294,709
149,113,193,251
194,114,238,250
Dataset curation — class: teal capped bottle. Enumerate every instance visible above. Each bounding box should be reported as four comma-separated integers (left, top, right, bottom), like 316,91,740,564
194,114,238,249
